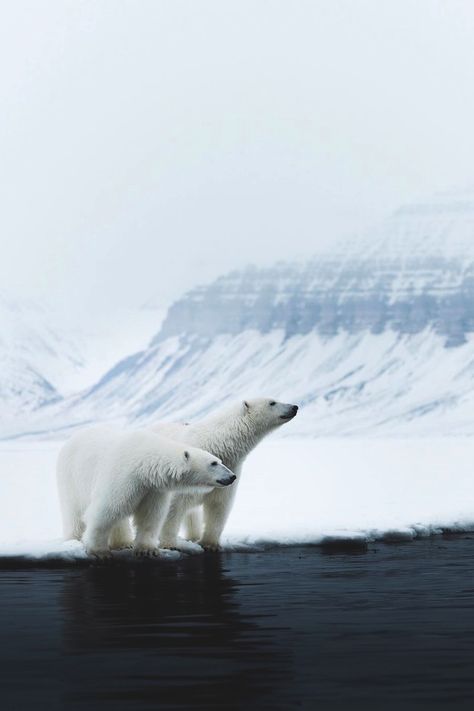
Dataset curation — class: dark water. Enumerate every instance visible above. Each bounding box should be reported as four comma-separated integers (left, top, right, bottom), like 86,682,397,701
2,538,474,710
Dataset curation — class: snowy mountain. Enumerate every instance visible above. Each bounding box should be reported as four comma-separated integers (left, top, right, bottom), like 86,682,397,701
19,189,472,439
0,295,164,433
4,190,474,438
157,191,474,347
0,293,79,422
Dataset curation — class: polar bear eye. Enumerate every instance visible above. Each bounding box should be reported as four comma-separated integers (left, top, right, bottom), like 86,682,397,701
270,401,276,406
211,461,218,466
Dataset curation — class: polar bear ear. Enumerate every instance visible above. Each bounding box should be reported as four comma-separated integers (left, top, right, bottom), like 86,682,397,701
183,450,190,461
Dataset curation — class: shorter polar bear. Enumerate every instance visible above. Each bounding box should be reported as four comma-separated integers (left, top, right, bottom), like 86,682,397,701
152,398,298,550
56,425,236,557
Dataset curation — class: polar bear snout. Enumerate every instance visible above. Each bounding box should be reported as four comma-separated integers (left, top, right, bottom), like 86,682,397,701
216,473,237,487
214,464,237,487
280,403,299,420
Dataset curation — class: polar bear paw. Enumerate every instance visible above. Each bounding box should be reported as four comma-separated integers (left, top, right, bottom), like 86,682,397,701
159,538,179,550
87,547,112,560
199,540,222,552
110,543,133,551
160,537,203,554
134,545,161,558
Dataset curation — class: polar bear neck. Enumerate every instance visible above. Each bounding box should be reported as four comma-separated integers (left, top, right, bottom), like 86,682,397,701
133,436,183,488
141,455,182,488
188,404,273,467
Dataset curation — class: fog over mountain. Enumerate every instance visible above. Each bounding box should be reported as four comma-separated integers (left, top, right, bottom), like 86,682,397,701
4,190,474,439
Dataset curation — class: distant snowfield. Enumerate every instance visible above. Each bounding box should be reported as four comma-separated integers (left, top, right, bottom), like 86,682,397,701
0,437,473,562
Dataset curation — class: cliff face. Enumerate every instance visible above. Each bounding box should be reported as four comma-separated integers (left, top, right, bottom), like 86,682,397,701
157,193,474,346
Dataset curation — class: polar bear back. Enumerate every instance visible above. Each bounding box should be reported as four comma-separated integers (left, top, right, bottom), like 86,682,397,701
57,425,185,514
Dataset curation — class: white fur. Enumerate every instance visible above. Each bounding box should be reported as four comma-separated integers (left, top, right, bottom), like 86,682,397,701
56,425,235,557
151,398,298,550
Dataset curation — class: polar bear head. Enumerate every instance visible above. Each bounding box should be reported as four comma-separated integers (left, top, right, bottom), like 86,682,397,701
242,398,299,433
178,446,236,489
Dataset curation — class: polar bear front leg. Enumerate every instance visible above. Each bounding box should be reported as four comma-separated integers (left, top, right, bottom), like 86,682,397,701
200,487,236,551
159,495,188,549
134,491,171,557
108,519,134,550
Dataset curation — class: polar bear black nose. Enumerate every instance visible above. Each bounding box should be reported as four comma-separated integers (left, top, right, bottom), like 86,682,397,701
217,474,236,486
280,404,299,420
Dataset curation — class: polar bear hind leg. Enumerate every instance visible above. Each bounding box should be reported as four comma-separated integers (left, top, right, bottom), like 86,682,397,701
62,506,85,541
82,500,119,558
184,508,202,542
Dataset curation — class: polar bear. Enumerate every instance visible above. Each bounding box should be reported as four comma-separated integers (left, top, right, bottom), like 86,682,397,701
151,398,298,550
56,425,236,557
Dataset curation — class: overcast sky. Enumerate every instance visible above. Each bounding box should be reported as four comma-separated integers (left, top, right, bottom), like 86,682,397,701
1,0,474,314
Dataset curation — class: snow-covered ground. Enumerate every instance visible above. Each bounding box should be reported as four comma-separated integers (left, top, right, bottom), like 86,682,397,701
1,437,473,562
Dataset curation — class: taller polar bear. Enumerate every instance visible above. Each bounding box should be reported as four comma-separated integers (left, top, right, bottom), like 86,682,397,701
152,398,298,550
57,425,236,557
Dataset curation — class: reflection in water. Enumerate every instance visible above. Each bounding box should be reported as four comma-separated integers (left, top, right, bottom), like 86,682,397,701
58,556,291,709
4,541,474,709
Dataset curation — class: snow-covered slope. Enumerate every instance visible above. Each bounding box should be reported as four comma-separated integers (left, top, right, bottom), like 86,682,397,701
38,327,474,437
0,295,164,433
4,190,474,438
0,293,79,421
